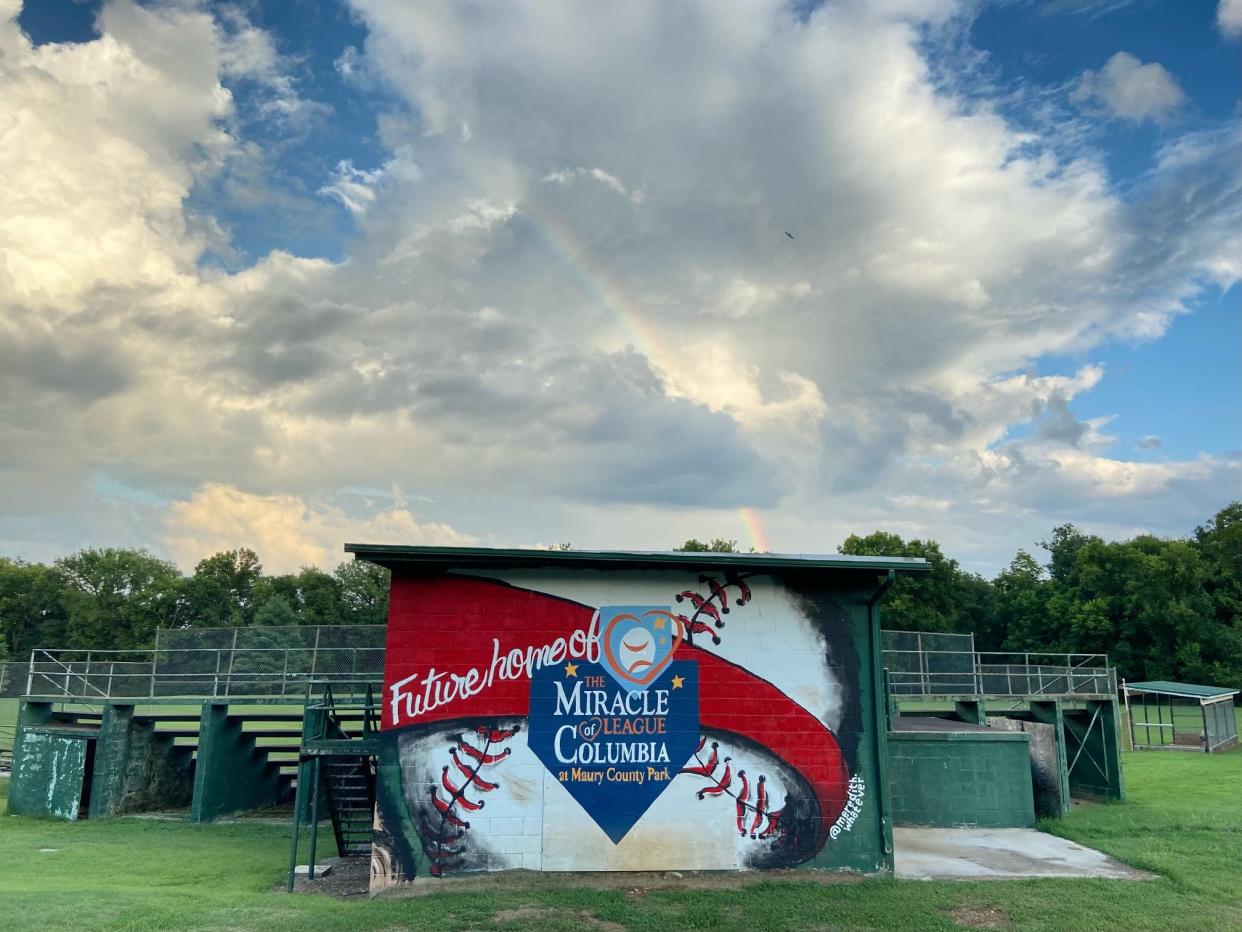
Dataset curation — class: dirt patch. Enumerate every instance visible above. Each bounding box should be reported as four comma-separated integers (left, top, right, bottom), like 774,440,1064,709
1069,797,1103,810
491,907,624,931
946,906,1014,929
372,867,866,900
286,857,371,897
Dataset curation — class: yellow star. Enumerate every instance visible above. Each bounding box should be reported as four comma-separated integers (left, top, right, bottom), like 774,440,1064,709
671,675,684,689
564,662,578,677
653,617,666,630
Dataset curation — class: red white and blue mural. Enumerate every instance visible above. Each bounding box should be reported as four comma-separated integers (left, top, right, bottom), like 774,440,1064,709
371,568,868,885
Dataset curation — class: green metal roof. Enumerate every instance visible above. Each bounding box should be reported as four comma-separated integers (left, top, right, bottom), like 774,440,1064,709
1125,680,1239,701
344,543,930,575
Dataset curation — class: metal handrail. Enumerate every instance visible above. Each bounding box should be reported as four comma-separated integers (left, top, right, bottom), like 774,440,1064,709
24,645,384,701
883,648,1110,665
27,649,111,700
884,645,1117,699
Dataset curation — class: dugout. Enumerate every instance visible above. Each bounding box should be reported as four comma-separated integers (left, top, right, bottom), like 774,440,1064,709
1124,681,1239,753
349,544,928,887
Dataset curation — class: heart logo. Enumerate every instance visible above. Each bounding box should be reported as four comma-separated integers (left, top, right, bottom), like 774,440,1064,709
599,606,683,692
577,718,603,742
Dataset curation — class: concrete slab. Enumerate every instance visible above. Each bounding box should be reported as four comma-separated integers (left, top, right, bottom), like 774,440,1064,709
894,827,1152,881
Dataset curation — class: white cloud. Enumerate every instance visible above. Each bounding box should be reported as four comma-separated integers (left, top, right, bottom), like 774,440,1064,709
161,483,474,573
0,0,232,309
1220,0,1242,38
1,0,1239,571
320,159,387,214
216,3,326,131
542,166,644,203
1072,52,1185,123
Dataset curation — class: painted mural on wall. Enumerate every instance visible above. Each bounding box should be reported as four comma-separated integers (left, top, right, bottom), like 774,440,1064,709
372,569,866,886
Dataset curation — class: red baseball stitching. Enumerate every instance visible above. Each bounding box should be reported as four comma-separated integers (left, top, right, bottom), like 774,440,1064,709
680,736,787,843
674,576,789,844
419,723,519,877
674,573,753,647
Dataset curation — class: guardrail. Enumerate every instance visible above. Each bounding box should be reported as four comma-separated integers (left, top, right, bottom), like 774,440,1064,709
23,629,1117,703
25,646,384,701
884,647,1116,699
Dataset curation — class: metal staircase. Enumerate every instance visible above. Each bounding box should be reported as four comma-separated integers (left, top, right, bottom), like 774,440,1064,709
323,755,376,856
287,681,380,887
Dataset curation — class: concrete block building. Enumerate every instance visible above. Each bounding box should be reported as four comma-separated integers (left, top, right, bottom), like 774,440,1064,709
359,544,929,886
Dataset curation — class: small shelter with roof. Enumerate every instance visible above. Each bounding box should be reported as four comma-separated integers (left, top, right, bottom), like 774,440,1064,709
1123,680,1239,753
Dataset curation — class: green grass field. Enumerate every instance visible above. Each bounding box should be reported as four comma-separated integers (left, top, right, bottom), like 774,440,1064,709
0,697,17,752
1,746,1240,931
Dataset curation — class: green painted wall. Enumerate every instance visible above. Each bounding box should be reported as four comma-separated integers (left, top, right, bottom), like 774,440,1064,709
8,701,197,820
7,700,53,809
1065,700,1125,800
888,731,1035,828
7,701,93,819
7,700,90,819
89,704,194,817
87,703,133,818
190,702,286,822
955,700,987,726
8,732,88,819
816,595,888,873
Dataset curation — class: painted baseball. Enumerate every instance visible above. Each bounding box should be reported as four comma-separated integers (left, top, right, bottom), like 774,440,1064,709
372,569,868,883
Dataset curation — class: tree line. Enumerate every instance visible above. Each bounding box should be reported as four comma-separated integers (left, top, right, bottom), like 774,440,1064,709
678,502,1242,687
0,548,389,661
2,501,1239,686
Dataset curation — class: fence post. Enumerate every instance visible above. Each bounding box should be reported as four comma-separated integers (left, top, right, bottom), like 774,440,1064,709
281,650,289,698
916,632,926,696
225,629,238,698
311,626,322,680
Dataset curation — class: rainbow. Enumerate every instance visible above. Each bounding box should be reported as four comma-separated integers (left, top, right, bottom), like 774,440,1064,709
524,200,775,556
738,507,773,554
524,200,679,383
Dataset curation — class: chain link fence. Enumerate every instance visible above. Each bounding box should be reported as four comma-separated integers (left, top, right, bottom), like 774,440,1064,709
882,630,978,696
1,661,30,698
24,626,386,700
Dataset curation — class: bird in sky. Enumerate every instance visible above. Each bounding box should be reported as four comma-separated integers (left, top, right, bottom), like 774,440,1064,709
784,231,795,239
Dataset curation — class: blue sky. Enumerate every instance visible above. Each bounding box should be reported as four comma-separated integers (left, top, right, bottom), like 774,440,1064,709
2,0,1239,573
967,0,1242,463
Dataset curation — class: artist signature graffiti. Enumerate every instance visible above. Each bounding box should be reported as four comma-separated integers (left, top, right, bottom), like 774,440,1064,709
828,775,865,839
